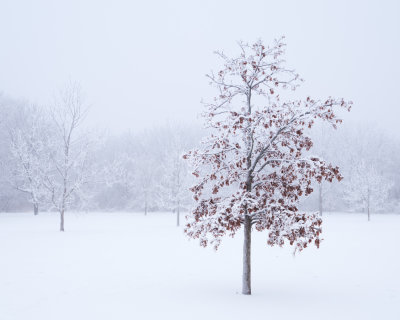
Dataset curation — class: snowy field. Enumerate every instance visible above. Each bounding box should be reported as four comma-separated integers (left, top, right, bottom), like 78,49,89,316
1,212,399,320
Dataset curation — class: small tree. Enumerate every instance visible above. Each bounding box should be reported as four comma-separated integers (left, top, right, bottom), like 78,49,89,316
8,105,50,215
112,154,135,197
184,38,351,295
42,83,93,231
133,131,164,215
310,125,343,215
343,160,392,220
160,134,192,226
135,155,160,215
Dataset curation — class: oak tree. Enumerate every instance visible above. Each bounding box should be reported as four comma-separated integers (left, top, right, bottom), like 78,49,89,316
184,37,351,295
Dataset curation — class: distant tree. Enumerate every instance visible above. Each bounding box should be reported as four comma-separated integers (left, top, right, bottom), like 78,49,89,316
309,125,343,215
135,155,160,215
184,38,351,295
343,160,392,220
159,133,192,226
102,152,137,209
8,105,50,215
95,125,200,213
42,82,94,231
0,95,34,212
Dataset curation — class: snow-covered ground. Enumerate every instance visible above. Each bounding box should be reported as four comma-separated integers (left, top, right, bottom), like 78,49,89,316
0,211,399,320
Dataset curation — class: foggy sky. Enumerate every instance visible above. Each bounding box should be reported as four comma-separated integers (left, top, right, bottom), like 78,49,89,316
1,0,399,135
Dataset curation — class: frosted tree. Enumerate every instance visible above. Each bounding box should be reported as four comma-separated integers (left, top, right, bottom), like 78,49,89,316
129,130,166,215
8,105,50,215
184,38,351,295
343,160,392,220
135,155,160,215
42,83,94,231
160,134,193,226
0,95,32,212
102,153,137,209
95,125,200,212
309,125,343,215
335,125,395,214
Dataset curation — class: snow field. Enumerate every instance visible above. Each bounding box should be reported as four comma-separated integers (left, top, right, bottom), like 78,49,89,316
0,212,399,320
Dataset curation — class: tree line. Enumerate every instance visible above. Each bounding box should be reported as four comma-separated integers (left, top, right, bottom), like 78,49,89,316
0,89,398,230
0,83,200,230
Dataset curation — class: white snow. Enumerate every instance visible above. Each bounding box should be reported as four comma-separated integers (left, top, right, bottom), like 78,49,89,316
0,212,399,320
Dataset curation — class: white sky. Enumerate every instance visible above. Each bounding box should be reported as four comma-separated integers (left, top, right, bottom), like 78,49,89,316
0,0,399,134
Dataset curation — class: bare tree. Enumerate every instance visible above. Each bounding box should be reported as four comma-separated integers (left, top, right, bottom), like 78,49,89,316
102,153,137,209
136,155,160,215
160,132,193,226
8,105,50,215
343,160,392,220
42,82,93,231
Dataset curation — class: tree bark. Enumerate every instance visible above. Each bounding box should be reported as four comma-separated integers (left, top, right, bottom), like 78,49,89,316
33,203,39,216
242,214,252,295
242,75,253,295
60,210,65,232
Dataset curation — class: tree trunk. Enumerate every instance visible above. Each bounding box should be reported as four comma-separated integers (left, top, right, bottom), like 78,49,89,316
177,201,180,227
318,183,323,216
242,214,252,295
33,203,39,216
60,210,65,232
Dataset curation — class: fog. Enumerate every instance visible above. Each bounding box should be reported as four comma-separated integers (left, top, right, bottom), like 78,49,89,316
1,1,400,318
1,0,399,133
